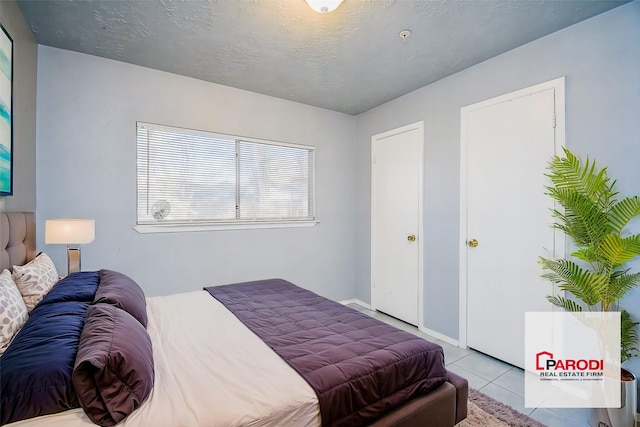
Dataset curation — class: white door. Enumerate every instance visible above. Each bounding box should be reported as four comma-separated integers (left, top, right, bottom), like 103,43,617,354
372,122,424,326
460,79,565,368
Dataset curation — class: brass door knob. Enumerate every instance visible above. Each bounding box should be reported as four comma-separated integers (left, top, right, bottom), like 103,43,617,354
467,239,478,248
407,235,417,242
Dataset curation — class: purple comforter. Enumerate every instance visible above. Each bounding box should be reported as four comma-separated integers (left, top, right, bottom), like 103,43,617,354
205,279,448,427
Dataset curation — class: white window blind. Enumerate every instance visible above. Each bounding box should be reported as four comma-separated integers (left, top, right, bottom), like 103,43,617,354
137,122,315,226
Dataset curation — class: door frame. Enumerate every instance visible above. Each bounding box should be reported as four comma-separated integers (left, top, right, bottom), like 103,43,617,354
458,78,566,349
371,121,424,326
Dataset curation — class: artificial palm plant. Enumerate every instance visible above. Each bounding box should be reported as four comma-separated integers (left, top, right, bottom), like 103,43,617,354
539,147,640,363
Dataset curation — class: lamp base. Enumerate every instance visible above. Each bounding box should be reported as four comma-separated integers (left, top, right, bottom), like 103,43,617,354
67,248,81,274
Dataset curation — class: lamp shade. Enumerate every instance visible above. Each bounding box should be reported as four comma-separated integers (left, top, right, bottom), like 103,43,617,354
45,219,95,245
305,0,343,13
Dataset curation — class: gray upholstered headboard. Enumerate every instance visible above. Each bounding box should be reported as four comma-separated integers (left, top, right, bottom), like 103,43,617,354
1,212,36,272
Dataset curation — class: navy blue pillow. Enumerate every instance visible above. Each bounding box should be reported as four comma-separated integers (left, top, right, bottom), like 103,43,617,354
0,301,90,425
38,271,100,306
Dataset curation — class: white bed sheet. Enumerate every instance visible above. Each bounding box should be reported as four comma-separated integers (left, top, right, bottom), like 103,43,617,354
9,291,320,427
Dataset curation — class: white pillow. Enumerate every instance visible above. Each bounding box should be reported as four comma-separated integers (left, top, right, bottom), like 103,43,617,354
12,253,59,312
0,269,29,355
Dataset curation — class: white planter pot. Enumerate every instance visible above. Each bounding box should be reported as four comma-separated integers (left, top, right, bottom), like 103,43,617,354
590,368,637,427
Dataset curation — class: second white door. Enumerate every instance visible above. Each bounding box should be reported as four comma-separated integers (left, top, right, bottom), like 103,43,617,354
461,79,564,368
372,122,423,326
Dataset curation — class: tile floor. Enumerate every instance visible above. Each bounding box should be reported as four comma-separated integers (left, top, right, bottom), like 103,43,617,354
347,304,591,427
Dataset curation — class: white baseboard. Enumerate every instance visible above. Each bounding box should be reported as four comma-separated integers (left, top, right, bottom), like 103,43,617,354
340,299,372,310
418,325,459,347
353,299,372,309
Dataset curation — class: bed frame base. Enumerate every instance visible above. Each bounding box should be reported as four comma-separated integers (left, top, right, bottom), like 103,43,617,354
369,370,468,427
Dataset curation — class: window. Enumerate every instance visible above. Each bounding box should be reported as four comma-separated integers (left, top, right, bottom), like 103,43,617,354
136,122,315,229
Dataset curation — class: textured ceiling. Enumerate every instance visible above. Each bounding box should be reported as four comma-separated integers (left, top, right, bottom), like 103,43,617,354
17,0,628,115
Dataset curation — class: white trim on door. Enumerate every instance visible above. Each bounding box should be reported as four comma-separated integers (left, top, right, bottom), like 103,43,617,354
371,121,424,328
458,77,566,349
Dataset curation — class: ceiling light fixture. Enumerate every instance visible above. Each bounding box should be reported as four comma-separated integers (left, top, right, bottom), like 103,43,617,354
305,0,344,13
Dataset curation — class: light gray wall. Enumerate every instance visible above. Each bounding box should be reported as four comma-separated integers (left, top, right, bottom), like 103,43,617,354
355,1,640,340
0,0,37,212
36,46,357,299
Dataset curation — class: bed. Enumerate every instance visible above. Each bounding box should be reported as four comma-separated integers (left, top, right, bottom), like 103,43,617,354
0,212,468,427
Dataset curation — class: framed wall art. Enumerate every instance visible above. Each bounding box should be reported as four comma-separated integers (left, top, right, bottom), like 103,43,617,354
0,24,12,196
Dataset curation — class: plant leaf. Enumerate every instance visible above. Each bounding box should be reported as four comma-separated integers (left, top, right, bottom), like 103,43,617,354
621,309,639,363
547,188,609,248
605,271,640,306
608,196,640,234
571,248,599,263
540,258,607,307
600,234,640,265
546,148,612,210
546,295,583,312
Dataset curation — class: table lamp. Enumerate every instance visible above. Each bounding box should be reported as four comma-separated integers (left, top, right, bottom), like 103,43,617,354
45,219,95,274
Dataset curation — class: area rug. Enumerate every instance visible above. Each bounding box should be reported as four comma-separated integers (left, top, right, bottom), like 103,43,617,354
459,388,546,427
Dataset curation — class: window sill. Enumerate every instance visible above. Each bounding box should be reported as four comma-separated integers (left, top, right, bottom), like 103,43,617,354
133,220,319,234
